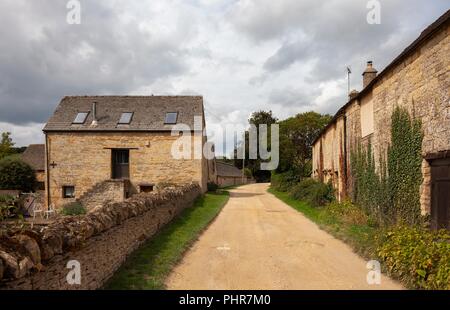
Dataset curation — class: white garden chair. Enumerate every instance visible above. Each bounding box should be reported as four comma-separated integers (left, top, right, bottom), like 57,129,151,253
45,203,56,219
32,203,44,219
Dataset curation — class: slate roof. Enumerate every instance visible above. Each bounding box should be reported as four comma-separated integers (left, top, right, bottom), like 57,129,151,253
312,8,450,145
43,96,204,132
21,144,45,171
216,161,243,177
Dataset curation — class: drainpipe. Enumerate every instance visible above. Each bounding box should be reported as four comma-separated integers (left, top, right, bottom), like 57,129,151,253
343,115,348,198
45,134,51,209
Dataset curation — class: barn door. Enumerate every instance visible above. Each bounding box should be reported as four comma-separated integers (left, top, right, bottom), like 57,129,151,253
112,149,130,179
430,158,450,230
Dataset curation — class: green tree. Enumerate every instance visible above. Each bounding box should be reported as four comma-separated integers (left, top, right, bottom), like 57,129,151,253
277,112,332,176
0,132,15,160
0,157,36,192
234,110,278,182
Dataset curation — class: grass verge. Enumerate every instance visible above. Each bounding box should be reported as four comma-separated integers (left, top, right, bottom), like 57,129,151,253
267,187,377,260
104,191,230,290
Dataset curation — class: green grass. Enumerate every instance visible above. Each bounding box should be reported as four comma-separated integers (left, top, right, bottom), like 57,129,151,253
104,191,230,290
268,187,377,259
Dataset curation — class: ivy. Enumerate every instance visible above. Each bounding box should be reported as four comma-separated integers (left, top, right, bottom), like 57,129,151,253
351,107,423,226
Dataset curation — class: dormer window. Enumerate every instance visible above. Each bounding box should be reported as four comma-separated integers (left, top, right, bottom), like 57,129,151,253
73,112,89,124
118,112,133,124
164,112,178,124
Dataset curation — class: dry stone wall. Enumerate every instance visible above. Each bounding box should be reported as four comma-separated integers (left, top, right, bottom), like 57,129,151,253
0,183,201,290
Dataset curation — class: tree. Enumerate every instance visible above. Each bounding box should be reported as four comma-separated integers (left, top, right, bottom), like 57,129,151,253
234,111,278,182
0,132,15,160
277,112,332,176
0,157,36,192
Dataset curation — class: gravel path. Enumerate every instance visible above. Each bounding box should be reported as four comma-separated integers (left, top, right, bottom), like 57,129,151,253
166,183,402,290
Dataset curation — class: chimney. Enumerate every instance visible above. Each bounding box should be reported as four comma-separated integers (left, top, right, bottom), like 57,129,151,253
91,101,98,126
349,89,359,100
362,61,378,88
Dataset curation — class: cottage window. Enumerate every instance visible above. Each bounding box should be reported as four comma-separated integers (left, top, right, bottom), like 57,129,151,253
140,185,154,193
118,112,134,124
73,112,89,124
360,95,374,137
164,112,178,124
63,186,75,198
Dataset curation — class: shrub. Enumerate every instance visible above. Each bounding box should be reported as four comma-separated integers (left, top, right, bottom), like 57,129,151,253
0,194,20,221
0,157,36,192
289,178,334,207
61,202,86,216
377,226,450,290
326,200,369,226
207,182,219,192
271,171,300,192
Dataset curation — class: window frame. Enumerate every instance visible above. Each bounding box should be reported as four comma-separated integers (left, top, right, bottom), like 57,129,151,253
164,112,178,124
72,112,90,124
62,186,75,199
118,112,134,125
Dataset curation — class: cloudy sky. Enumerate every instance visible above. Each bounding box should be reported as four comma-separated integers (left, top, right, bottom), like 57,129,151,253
0,0,448,155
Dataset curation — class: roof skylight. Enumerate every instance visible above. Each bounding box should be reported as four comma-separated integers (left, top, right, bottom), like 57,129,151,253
118,112,134,124
164,112,178,124
73,112,89,124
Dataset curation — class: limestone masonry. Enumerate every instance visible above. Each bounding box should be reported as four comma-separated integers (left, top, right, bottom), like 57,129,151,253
312,10,450,228
0,183,201,290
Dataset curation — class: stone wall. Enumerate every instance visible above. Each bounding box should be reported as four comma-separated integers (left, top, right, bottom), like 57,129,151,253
0,183,201,290
371,22,449,213
78,179,127,211
312,21,449,210
46,131,207,209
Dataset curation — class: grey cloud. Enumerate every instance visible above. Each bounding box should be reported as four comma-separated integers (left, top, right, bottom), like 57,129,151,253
236,0,450,84
268,87,321,108
0,1,192,124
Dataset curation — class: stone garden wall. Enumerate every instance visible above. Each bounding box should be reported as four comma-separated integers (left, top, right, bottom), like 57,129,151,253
0,183,201,290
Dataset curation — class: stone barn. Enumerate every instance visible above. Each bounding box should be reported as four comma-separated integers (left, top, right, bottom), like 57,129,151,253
312,10,450,229
43,96,209,210
21,144,46,191
215,161,249,187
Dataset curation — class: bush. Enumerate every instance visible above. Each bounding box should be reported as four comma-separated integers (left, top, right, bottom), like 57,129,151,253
271,171,300,192
0,157,36,192
377,226,450,290
0,194,20,221
61,202,86,216
207,182,219,192
289,178,334,207
326,200,369,226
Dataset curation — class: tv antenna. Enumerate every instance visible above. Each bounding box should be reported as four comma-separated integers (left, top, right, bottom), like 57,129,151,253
346,66,352,94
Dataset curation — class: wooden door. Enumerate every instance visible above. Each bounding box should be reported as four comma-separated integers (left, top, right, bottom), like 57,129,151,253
431,158,450,230
112,149,130,179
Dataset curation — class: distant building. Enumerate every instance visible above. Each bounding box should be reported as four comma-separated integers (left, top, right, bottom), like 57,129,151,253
215,161,251,187
312,10,450,229
43,96,210,209
21,144,45,190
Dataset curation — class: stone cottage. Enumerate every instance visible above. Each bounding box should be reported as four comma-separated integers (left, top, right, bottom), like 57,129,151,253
21,144,46,190
43,96,209,209
312,10,450,229
215,161,250,187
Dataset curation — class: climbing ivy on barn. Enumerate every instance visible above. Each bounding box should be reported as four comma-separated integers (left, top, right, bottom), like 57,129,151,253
351,107,423,226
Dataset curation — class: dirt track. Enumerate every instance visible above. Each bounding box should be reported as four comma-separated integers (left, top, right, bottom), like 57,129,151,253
166,183,402,290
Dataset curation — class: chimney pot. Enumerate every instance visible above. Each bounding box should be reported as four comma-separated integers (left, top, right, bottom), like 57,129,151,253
362,61,378,88
349,89,359,100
